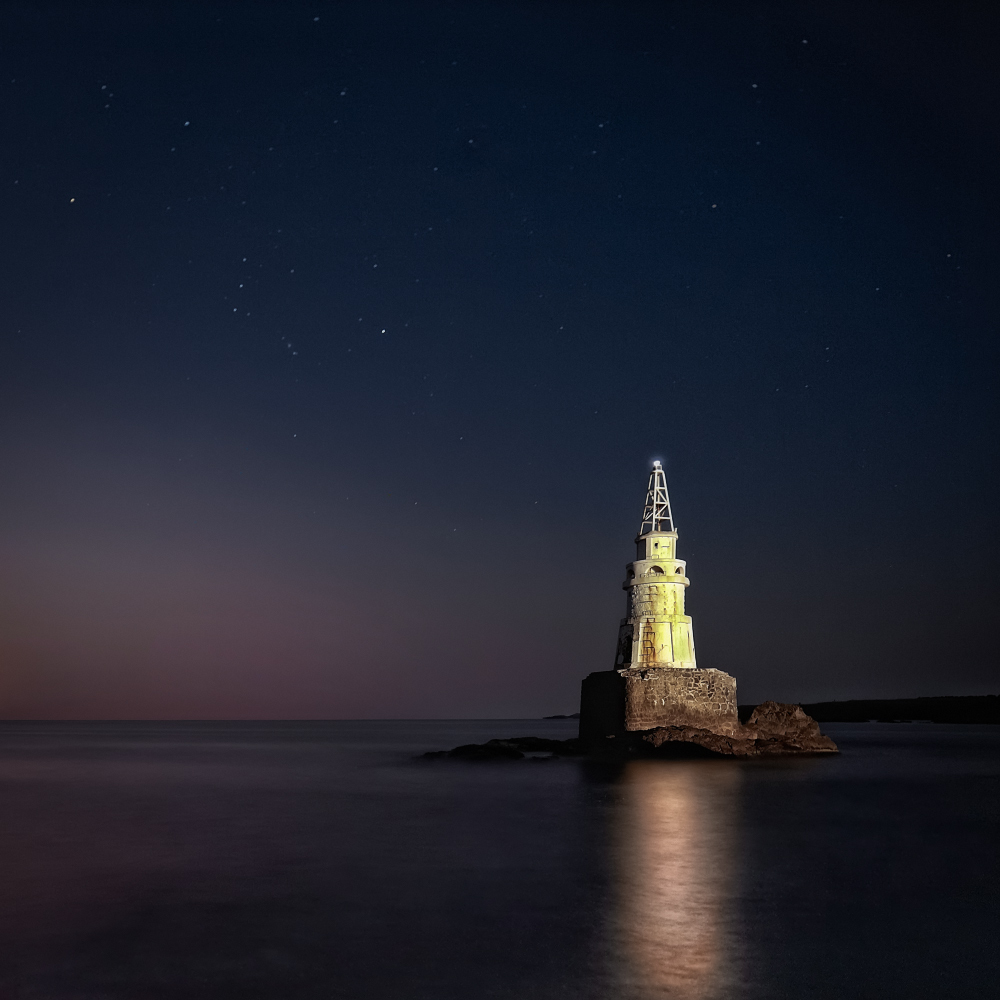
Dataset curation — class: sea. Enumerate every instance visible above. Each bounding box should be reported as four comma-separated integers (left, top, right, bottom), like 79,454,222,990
0,719,997,999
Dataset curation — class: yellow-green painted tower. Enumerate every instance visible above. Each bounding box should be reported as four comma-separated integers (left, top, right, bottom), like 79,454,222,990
579,460,738,739
614,461,697,670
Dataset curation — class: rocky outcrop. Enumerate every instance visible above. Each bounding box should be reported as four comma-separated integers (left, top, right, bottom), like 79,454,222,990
423,736,587,760
618,701,837,757
740,700,839,751
423,703,837,760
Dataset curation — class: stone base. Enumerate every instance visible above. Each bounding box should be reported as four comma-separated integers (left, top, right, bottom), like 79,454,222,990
623,666,738,734
579,666,739,741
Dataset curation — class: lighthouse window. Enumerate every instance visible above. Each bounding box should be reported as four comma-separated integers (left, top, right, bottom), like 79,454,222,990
675,567,683,574
654,542,659,548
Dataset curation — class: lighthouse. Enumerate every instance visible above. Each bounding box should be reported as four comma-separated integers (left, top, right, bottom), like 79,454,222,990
579,460,739,740
614,461,697,670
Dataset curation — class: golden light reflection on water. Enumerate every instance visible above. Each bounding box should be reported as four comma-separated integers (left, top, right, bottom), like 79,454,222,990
612,761,740,1000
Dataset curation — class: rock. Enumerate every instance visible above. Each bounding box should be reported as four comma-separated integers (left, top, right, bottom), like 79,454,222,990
421,736,587,760
639,702,838,757
493,736,586,755
422,705,836,760
639,726,760,757
439,741,525,760
590,729,726,758
741,701,839,754
744,700,823,739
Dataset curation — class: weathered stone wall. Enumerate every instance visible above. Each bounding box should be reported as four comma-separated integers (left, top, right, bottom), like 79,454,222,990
579,666,739,741
622,667,738,735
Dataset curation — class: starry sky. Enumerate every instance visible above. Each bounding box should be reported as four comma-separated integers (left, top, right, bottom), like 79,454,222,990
1,1,997,719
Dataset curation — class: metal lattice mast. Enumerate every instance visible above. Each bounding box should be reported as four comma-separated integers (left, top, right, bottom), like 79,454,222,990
639,460,674,534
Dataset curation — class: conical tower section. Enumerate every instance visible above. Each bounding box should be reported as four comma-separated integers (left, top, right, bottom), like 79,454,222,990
614,461,696,670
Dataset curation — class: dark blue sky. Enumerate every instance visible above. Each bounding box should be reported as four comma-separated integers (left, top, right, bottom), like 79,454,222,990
1,1,997,718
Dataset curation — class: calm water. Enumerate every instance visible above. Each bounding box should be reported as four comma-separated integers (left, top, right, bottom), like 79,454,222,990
0,720,997,999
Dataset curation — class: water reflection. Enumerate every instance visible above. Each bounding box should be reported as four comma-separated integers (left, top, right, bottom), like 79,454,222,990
611,761,741,1000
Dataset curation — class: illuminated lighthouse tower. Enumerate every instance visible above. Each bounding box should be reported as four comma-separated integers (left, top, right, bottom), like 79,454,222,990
579,460,739,739
614,461,696,670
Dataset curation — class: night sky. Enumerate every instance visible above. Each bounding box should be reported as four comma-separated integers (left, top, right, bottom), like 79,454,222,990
2,2,997,719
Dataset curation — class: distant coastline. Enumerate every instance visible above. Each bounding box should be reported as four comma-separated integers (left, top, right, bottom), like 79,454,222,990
738,695,1000,725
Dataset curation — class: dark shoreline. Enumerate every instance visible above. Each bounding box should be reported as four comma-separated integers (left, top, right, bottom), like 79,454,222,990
738,695,1000,725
